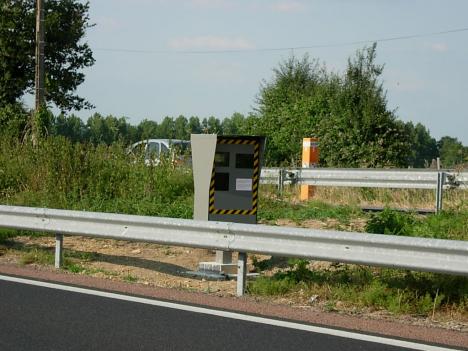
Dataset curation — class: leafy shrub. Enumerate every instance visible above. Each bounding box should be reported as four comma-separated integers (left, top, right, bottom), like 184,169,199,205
365,208,415,235
0,104,29,139
0,137,193,217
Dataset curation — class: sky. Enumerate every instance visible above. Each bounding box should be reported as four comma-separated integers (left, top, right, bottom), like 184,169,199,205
44,0,468,143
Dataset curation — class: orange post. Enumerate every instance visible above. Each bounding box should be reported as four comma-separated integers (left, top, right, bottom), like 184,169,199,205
300,138,319,201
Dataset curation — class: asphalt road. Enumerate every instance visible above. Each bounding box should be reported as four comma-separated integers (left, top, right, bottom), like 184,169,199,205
0,277,454,351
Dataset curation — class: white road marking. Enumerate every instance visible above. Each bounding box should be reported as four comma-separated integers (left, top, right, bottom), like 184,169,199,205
0,274,462,351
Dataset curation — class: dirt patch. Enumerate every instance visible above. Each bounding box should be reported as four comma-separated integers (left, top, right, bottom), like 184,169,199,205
274,218,347,230
3,235,239,295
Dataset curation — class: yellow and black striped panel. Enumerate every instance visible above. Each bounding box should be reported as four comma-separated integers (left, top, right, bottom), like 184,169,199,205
252,141,260,212
217,138,257,145
209,167,216,213
210,209,256,216
208,137,261,216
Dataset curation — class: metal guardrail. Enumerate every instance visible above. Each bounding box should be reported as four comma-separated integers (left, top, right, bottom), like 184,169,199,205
260,168,468,212
261,168,467,189
451,171,468,189
0,205,467,296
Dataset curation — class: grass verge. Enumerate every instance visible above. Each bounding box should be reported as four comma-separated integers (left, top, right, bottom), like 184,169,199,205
248,258,468,318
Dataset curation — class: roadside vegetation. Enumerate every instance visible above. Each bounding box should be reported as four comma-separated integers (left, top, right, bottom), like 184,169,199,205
248,258,467,319
0,137,193,218
0,137,466,321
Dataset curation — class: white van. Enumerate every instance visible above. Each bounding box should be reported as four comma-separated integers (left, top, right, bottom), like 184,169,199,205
129,139,191,165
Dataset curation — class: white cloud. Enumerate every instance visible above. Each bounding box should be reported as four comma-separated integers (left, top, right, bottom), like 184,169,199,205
169,36,254,50
270,1,304,13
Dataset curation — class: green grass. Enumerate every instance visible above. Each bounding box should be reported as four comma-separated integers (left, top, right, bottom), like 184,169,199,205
62,261,119,277
248,259,468,316
0,229,18,243
366,208,468,241
64,250,98,261
123,274,138,283
13,243,119,278
258,196,361,226
20,248,54,265
64,262,85,273
411,210,468,240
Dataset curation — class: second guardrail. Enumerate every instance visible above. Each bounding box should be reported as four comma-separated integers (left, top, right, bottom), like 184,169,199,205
260,168,467,212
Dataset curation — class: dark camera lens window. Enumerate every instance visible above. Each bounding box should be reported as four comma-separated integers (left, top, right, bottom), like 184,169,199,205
214,152,230,167
214,173,229,191
236,154,254,169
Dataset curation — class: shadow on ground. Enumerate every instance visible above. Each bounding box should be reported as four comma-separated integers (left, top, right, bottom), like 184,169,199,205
2,239,191,278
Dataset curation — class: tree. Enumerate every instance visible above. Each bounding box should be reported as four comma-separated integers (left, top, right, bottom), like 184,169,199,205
255,55,332,164
405,122,438,167
201,116,221,134
137,119,159,140
187,116,202,134
54,113,86,142
174,115,189,140
85,113,108,145
221,112,247,135
318,44,411,167
0,1,33,107
438,136,467,167
255,45,412,167
158,117,175,138
0,0,94,111
85,114,133,145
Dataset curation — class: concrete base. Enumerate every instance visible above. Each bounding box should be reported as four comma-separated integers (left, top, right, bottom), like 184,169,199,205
226,272,260,279
198,261,238,275
184,270,227,280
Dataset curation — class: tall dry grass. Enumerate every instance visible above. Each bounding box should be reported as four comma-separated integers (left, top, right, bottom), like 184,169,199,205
270,185,467,212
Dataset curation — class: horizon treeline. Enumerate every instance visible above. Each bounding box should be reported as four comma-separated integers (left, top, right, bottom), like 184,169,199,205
1,106,466,168
1,45,466,168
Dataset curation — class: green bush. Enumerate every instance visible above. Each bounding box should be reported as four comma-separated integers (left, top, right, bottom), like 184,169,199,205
365,208,415,235
0,137,193,217
0,104,29,139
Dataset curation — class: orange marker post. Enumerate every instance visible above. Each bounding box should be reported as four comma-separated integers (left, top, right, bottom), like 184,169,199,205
300,137,319,201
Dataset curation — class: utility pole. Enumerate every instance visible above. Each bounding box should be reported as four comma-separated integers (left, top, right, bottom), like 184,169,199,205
35,0,45,109
33,0,45,145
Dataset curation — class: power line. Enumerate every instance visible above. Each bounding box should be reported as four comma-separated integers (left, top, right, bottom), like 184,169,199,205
94,26,468,55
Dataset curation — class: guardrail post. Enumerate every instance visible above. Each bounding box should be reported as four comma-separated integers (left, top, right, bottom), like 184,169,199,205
55,233,63,268
236,252,247,296
278,168,284,195
435,172,446,213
